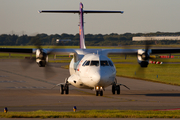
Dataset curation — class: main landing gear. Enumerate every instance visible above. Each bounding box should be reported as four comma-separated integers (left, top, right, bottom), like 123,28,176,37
111,78,130,95
95,86,104,96
60,84,69,94
112,84,120,95
60,78,70,95
112,83,130,95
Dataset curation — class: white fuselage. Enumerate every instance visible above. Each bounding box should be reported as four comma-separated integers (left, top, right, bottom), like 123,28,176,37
68,53,116,89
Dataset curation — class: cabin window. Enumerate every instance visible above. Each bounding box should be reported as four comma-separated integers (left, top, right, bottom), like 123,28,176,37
90,61,99,66
108,61,113,66
100,61,109,66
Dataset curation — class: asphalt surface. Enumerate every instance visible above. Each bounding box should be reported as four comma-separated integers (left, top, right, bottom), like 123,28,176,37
0,118,179,120
0,59,180,112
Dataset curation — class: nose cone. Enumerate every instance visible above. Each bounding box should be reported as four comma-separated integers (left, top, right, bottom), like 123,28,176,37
91,72,101,85
91,69,115,87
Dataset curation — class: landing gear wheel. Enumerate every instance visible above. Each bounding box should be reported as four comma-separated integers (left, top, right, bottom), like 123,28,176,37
96,91,99,96
95,86,104,96
117,85,120,94
65,85,69,94
112,84,116,94
100,90,103,96
60,85,64,94
112,84,121,95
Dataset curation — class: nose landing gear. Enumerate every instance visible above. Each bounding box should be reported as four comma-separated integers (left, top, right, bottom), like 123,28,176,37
95,86,104,96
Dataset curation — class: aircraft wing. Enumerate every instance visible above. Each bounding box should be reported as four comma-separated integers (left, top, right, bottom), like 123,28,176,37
0,48,78,55
101,49,138,56
0,48,33,54
1,48,180,56
151,49,180,54
102,48,180,55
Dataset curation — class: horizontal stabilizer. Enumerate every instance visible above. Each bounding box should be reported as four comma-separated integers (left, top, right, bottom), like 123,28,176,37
38,10,123,14
38,10,79,13
84,10,124,14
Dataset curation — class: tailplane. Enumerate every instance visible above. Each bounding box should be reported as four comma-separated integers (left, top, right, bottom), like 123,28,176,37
39,2,123,49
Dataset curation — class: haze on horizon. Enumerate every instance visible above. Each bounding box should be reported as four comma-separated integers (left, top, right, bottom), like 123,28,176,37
1,0,180,35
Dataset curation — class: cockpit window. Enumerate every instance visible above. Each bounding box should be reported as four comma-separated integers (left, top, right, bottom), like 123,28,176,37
82,60,90,66
85,61,90,66
90,61,99,66
82,60,87,66
100,61,109,66
108,60,113,66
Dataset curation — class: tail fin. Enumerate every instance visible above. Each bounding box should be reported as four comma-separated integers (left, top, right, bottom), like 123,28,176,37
79,2,86,49
39,2,123,49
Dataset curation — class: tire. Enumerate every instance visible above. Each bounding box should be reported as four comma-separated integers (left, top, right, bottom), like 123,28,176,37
96,91,99,96
65,85,69,94
112,85,115,94
117,85,120,94
100,91,103,96
60,85,64,94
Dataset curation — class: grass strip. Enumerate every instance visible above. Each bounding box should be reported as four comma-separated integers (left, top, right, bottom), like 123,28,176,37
0,110,180,118
115,63,180,86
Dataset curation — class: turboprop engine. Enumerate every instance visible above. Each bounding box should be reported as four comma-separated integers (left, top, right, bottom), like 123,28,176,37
36,49,48,67
137,49,151,67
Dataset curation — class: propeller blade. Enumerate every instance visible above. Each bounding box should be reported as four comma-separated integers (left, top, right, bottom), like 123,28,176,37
135,65,145,78
20,57,36,70
44,63,57,79
20,34,60,79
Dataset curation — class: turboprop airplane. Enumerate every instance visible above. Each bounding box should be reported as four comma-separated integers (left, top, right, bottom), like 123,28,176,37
1,2,180,96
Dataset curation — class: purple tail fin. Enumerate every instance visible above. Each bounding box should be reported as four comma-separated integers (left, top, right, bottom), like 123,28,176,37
79,2,86,49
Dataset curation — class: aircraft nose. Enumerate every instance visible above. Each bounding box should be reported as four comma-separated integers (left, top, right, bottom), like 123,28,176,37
91,69,114,86
91,71,101,84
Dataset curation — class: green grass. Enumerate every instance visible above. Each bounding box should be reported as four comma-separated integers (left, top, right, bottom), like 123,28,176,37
115,63,180,86
0,110,180,118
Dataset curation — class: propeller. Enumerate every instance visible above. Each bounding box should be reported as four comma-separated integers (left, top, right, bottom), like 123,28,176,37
140,41,155,61
135,40,169,77
135,40,155,77
21,35,58,79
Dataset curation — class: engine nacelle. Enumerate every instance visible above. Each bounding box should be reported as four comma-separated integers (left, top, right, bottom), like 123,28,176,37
137,49,151,67
36,49,48,67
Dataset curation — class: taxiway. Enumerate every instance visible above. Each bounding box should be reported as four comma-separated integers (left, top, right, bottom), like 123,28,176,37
0,59,180,111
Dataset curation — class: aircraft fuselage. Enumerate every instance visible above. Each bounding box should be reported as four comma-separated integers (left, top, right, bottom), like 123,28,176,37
68,53,116,90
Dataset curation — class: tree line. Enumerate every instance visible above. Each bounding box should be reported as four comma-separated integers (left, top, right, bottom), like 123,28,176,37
1,32,180,46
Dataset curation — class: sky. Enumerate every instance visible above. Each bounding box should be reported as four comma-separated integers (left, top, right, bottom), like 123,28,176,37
1,0,180,35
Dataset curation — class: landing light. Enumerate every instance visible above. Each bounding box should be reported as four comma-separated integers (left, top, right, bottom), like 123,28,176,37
96,86,99,90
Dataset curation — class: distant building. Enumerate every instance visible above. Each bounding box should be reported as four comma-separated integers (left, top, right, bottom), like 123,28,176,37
132,36,180,41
